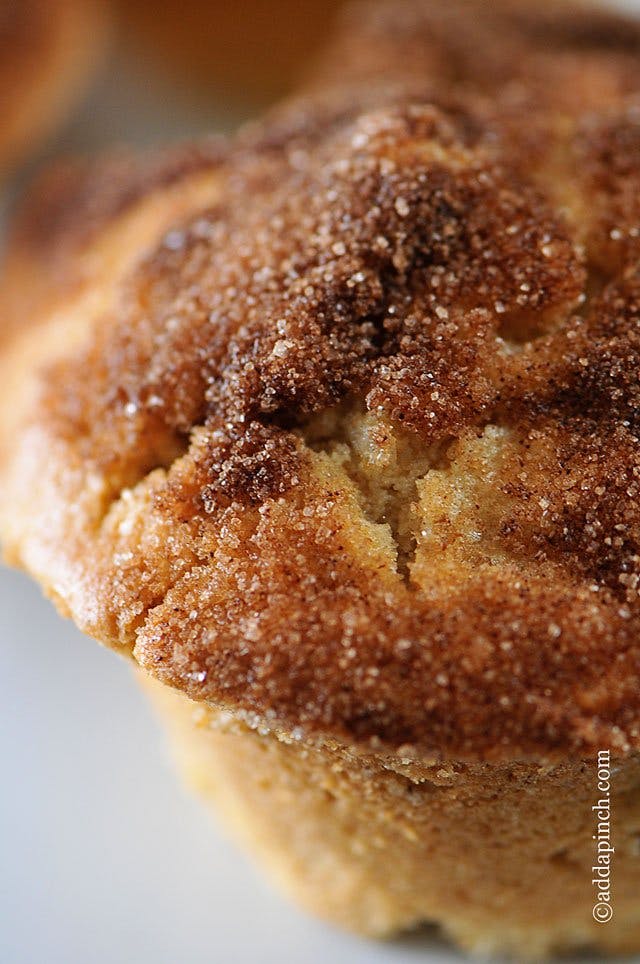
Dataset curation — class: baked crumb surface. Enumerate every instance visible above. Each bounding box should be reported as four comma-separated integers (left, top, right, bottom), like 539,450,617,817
3,0,640,760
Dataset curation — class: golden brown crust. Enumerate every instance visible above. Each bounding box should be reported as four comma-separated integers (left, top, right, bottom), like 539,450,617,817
0,0,109,178
3,0,640,762
0,141,227,344
149,678,640,956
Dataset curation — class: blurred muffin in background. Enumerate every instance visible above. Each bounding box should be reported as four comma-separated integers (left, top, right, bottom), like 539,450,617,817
0,0,110,179
114,0,347,112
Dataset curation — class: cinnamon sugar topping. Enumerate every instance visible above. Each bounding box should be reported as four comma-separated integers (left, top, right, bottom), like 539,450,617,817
3,0,640,760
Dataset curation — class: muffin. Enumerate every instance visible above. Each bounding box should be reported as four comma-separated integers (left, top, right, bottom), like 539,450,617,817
0,0,109,179
2,0,640,958
114,0,348,112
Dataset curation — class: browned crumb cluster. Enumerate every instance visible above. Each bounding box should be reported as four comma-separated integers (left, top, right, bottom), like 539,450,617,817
3,0,640,761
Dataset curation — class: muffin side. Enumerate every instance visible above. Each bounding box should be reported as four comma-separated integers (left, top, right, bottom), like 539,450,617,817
147,677,640,958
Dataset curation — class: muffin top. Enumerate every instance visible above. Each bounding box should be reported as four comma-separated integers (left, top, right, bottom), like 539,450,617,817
2,0,640,762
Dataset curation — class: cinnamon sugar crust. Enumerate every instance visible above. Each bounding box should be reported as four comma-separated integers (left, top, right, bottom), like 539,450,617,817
0,141,227,345
3,0,640,761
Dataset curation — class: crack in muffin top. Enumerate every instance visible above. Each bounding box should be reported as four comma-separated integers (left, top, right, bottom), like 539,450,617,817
3,0,640,761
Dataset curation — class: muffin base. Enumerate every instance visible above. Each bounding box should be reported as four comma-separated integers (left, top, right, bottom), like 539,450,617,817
143,676,640,959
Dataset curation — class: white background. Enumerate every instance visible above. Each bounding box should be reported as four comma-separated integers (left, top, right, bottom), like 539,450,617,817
2,2,640,962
